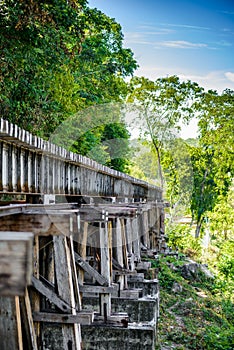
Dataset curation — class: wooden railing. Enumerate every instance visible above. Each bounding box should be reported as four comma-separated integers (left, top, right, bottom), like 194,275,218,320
0,118,162,202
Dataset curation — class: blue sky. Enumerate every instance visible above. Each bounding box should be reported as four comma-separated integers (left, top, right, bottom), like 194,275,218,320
88,0,234,93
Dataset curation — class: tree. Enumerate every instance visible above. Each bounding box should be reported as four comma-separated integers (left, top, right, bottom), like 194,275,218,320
161,138,194,222
0,0,137,136
190,88,234,237
127,76,202,188
0,0,137,171
190,145,221,238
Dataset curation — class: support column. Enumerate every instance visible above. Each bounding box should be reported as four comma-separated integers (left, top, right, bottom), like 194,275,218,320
132,216,141,263
53,235,81,350
2,142,9,192
125,218,135,271
99,220,111,317
0,296,23,350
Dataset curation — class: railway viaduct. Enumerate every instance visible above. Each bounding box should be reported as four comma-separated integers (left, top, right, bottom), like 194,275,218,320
0,118,167,350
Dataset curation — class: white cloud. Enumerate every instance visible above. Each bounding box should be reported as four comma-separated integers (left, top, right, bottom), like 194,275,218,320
134,67,234,92
225,72,234,82
124,32,152,45
158,40,207,49
161,23,210,31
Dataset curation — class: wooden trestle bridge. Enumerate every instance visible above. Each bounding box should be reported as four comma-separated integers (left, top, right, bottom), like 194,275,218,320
0,118,167,350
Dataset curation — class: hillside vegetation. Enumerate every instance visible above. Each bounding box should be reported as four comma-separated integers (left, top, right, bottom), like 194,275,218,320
153,254,234,350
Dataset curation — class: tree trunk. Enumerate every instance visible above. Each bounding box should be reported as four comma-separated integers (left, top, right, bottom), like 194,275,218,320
195,219,202,238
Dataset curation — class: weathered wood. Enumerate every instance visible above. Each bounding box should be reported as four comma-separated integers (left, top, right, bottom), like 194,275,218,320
33,311,94,325
68,216,82,310
0,297,23,349
53,235,81,349
15,296,24,350
132,217,141,262
0,231,33,295
31,236,40,341
77,221,88,286
0,117,163,201
125,218,135,271
20,289,38,350
142,211,150,249
31,276,71,313
75,253,109,286
99,221,111,316
79,285,116,293
69,235,82,310
0,213,72,236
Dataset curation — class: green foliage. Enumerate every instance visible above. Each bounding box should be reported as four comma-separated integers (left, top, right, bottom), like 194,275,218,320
166,223,202,258
154,256,234,350
189,88,234,236
128,139,160,186
217,240,234,279
0,0,137,171
127,76,202,187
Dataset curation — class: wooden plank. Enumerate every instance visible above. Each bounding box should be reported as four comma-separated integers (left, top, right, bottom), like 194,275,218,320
79,285,116,293
53,235,81,349
75,253,108,286
113,218,124,290
31,236,40,341
113,270,137,276
0,231,33,296
15,296,23,350
0,297,23,349
20,289,38,350
108,221,113,280
33,311,94,325
31,276,71,313
77,221,88,286
68,216,82,310
0,214,71,236
132,217,141,262
99,221,111,317
125,218,135,271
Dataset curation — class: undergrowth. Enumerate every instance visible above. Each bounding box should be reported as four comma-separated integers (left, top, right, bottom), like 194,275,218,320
152,255,234,350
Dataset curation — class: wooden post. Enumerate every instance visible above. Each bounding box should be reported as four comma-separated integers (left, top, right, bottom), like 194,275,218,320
143,211,150,249
77,221,88,286
31,236,40,343
99,220,111,317
113,218,124,290
2,142,9,191
20,289,38,350
68,216,82,310
0,296,23,350
53,236,81,350
125,218,135,271
132,216,141,262
121,218,129,289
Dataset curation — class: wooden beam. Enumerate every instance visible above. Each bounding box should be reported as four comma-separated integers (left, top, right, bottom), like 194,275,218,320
77,221,88,286
0,297,23,349
31,276,71,313
0,231,33,296
75,253,108,287
33,311,94,325
53,236,81,349
79,285,116,294
20,289,38,350
99,221,111,317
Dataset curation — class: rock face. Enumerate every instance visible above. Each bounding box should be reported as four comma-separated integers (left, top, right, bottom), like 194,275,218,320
200,264,214,279
179,260,214,280
171,282,183,293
